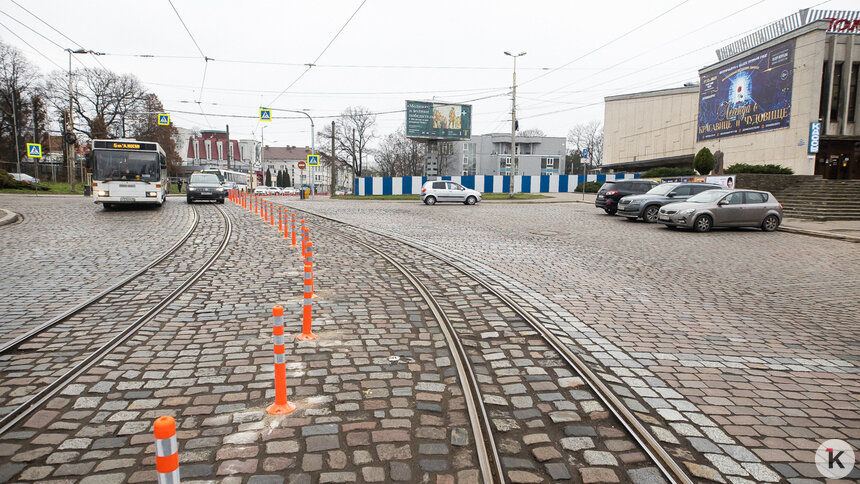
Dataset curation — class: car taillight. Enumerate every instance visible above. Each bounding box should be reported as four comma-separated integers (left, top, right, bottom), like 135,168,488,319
778,202,783,208
605,190,618,196
422,188,426,193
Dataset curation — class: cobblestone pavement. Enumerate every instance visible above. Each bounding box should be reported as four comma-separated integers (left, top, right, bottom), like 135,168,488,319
0,205,226,418
289,199,860,483
0,195,195,345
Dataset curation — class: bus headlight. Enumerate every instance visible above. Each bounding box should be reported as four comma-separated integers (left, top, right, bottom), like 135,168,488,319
97,190,109,197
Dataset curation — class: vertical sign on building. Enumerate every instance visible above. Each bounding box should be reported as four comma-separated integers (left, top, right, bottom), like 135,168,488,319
808,122,820,154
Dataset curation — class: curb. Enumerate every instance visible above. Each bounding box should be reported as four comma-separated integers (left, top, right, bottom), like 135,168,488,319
778,225,860,243
0,208,19,227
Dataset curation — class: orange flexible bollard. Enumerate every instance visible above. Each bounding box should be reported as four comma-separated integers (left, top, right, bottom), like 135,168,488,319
302,227,309,258
267,305,296,414
300,220,306,256
153,416,180,484
254,196,259,215
278,207,283,232
270,203,275,227
306,242,317,298
297,262,317,341
290,213,297,247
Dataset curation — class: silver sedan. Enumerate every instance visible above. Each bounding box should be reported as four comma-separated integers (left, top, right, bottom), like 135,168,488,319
658,189,783,233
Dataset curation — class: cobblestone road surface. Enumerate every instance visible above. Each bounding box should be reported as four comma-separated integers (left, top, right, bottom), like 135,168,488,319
290,198,860,483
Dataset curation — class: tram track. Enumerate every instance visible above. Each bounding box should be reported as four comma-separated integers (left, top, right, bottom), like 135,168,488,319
0,204,232,436
284,203,694,484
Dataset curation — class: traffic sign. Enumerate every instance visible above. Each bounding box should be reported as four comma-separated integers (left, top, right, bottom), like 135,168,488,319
26,143,42,158
582,148,589,159
260,108,272,121
307,154,319,167
298,161,306,170
157,113,170,126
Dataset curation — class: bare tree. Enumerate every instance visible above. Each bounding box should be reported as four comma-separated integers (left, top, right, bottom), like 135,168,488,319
567,120,603,166
331,106,376,177
46,67,147,140
519,128,546,137
374,126,425,177
0,42,41,167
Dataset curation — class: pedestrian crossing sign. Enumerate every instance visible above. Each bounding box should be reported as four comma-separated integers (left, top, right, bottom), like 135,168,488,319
26,143,42,158
260,108,272,121
307,154,319,166
157,113,170,126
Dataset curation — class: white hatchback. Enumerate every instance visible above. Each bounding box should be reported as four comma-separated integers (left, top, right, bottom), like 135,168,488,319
421,180,482,205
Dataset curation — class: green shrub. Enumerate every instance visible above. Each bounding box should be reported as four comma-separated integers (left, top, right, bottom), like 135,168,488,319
694,147,716,176
0,169,29,189
642,167,696,178
578,181,603,193
724,163,793,175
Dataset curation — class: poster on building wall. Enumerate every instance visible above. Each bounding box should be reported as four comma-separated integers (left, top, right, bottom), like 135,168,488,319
697,38,795,141
406,101,472,140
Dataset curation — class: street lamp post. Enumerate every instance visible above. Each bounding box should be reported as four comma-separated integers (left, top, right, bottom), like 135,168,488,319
504,51,526,199
270,109,315,198
260,125,267,188
66,48,104,191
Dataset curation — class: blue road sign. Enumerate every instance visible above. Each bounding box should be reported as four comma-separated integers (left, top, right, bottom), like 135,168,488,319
26,143,42,158
582,148,589,159
157,113,170,126
307,154,320,167
260,109,272,121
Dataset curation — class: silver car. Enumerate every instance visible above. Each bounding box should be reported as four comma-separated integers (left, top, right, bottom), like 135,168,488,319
658,189,783,232
421,181,482,205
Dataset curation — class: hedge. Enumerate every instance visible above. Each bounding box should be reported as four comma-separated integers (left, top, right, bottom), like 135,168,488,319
724,164,793,175
642,167,696,178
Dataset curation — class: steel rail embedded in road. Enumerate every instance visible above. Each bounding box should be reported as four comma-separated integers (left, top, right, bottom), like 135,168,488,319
285,203,693,484
316,225,504,484
0,207,201,355
0,205,232,436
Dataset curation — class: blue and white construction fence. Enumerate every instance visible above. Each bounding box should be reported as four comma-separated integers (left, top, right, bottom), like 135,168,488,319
353,174,641,196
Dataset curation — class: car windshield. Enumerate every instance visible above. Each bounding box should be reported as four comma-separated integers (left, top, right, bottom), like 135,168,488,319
646,184,676,196
191,174,221,185
202,171,225,183
94,150,159,182
687,190,727,203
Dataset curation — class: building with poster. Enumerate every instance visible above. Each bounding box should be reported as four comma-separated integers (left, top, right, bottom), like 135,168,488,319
603,9,860,179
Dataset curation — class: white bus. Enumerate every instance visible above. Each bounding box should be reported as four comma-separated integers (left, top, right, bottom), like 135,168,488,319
88,139,168,209
201,167,252,191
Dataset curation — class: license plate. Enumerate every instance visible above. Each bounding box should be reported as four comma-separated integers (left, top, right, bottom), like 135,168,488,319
597,195,604,200
120,197,135,202
658,215,669,221
202,191,211,194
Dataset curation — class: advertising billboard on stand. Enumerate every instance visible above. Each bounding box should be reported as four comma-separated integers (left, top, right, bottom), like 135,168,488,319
697,38,795,141
406,101,472,140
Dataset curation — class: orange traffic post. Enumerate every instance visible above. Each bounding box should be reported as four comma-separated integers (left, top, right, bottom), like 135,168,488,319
297,262,317,341
278,207,283,232
300,220,306,256
290,213,297,247
267,305,296,415
302,227,310,258
154,416,180,484
306,242,317,298
270,203,275,227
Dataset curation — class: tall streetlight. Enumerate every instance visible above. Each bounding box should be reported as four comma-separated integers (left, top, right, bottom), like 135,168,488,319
504,51,525,199
260,125,268,187
65,48,104,191
270,108,315,198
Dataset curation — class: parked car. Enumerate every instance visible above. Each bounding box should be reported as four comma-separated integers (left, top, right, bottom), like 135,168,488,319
254,186,277,195
187,173,226,204
658,189,783,232
617,182,721,222
595,180,658,215
283,187,300,195
9,173,39,184
421,180,482,205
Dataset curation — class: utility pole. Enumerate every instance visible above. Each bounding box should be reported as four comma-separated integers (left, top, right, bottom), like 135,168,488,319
9,82,20,176
226,124,231,169
329,121,337,196
67,49,75,192
33,101,39,183
505,51,526,198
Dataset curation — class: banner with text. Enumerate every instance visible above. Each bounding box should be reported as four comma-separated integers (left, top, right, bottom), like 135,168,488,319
697,38,795,141
406,101,472,140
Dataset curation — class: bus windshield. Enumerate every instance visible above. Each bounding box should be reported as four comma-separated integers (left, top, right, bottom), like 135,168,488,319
94,150,160,182
202,169,225,183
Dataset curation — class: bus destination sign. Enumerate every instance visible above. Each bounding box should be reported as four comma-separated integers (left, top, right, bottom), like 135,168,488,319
94,140,158,151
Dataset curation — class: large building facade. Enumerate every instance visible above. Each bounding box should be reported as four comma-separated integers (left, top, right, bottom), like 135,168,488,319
426,134,566,177
604,10,860,179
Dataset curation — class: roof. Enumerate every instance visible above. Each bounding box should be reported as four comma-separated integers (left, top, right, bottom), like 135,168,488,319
263,146,312,161
605,86,699,102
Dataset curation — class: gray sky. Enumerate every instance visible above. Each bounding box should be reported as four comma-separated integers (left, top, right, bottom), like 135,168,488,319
1,0,856,149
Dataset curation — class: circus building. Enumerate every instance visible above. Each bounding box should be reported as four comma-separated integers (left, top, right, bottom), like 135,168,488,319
603,9,860,180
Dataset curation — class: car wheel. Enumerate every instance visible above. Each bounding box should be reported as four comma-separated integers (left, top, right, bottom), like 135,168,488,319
186,196,193,204
217,198,225,204
643,205,659,223
604,208,617,215
424,196,436,205
693,215,712,233
761,214,779,232
103,203,113,211
465,196,477,205
626,217,637,222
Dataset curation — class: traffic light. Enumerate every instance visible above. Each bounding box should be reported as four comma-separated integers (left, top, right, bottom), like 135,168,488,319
64,132,77,146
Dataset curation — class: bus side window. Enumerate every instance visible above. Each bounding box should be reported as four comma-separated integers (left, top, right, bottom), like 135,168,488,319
160,154,167,169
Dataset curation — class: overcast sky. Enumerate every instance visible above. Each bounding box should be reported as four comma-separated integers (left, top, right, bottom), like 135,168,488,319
1,0,857,148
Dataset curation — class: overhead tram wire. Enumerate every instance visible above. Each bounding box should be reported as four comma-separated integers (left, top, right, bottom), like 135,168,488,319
166,0,213,127
8,0,109,70
0,19,63,69
0,10,94,71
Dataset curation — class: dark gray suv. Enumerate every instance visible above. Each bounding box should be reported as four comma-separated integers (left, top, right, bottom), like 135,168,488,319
617,182,721,222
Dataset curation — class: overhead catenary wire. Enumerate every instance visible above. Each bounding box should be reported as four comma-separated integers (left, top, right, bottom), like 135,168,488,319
0,19,63,70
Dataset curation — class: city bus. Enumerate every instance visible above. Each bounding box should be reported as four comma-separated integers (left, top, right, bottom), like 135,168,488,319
88,139,168,209
201,167,252,191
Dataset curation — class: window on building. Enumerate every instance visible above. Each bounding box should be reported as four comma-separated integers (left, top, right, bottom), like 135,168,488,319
831,61,843,122
540,156,559,174
193,141,200,160
217,142,223,160
462,143,477,176
500,156,519,175
819,61,830,122
205,141,211,160
849,62,859,122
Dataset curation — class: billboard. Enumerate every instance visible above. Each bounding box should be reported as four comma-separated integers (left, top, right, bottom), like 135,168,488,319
697,38,795,142
406,101,471,140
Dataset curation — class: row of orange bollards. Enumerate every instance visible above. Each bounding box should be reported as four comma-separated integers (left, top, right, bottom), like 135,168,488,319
154,191,320,479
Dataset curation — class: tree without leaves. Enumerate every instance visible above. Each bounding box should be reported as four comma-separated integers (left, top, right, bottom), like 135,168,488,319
46,67,147,140
0,42,42,167
567,121,603,167
374,126,425,177
127,93,182,176
325,106,376,177
519,128,546,137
